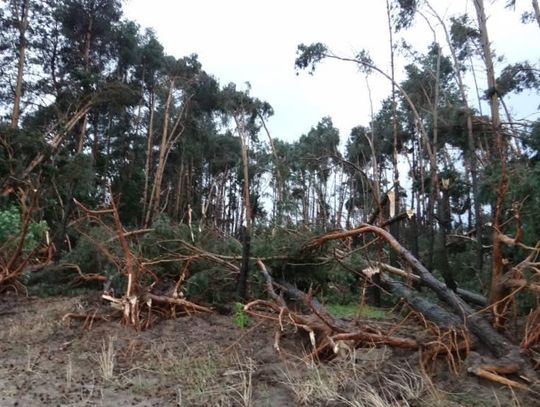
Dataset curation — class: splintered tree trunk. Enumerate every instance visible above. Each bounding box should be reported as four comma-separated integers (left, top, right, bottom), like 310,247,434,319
473,0,509,326
386,0,401,261
20,104,93,179
236,113,252,300
142,90,155,225
259,113,284,222
11,0,30,129
435,180,456,290
146,80,174,226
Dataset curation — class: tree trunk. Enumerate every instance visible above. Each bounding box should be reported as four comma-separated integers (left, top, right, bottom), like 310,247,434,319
10,0,30,129
473,0,509,327
20,103,93,180
75,14,94,152
533,0,540,28
142,90,156,226
386,0,401,266
429,2,484,274
146,80,174,226
235,113,252,300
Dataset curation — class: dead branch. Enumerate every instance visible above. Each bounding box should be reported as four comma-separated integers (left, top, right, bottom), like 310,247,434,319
330,331,418,349
144,292,212,314
467,366,529,391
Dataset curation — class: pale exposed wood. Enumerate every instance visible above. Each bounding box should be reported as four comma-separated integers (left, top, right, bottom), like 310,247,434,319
468,366,529,391
21,103,93,179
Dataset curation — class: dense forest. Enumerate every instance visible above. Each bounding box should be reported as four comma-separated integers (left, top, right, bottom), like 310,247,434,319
1,0,540,403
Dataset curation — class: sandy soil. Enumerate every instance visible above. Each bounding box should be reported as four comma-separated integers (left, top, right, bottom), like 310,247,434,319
0,293,533,406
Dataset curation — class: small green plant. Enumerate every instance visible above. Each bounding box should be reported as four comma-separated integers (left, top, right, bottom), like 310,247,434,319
233,302,250,329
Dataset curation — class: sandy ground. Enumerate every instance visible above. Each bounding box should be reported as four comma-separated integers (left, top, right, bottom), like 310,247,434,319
0,293,533,406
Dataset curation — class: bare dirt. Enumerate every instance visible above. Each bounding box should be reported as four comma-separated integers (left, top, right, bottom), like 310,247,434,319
0,293,534,406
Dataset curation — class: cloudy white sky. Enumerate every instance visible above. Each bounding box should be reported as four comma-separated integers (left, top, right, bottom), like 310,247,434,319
124,0,539,144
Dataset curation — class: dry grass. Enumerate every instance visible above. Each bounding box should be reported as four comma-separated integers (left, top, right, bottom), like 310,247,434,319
226,354,255,407
281,356,429,406
142,344,255,406
65,353,73,392
97,336,116,381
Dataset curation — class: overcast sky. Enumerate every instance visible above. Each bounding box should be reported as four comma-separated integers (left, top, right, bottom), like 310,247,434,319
124,0,539,144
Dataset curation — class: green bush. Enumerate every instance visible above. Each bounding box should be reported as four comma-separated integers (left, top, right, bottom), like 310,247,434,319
0,205,48,254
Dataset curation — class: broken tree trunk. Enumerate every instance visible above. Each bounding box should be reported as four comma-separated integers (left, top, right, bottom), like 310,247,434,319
245,260,419,358
375,262,487,307
304,224,537,379
379,274,464,329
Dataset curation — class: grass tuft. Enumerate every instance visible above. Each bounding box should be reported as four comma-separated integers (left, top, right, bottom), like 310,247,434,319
327,303,388,319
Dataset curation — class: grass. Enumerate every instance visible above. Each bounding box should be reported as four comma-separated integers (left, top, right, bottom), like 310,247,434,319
145,344,254,406
97,336,116,381
326,303,388,319
281,358,427,406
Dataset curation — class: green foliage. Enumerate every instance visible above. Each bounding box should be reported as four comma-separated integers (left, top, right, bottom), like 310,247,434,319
393,0,418,32
233,302,250,329
0,205,48,254
295,42,328,74
496,62,540,97
449,14,480,61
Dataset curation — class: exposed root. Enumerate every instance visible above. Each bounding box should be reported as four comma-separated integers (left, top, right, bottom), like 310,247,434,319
245,260,418,360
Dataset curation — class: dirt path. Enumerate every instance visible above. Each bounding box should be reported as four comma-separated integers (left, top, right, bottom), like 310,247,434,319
0,294,531,406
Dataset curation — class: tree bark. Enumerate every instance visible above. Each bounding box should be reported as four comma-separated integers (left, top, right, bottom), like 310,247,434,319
235,113,252,300
10,0,30,129
146,79,174,225
142,90,156,225
386,0,401,269
473,0,509,326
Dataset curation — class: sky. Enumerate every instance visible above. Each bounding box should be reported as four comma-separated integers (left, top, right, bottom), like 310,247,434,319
123,0,540,145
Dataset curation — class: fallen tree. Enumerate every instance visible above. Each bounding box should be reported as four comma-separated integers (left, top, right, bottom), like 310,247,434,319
244,260,419,359
302,223,539,385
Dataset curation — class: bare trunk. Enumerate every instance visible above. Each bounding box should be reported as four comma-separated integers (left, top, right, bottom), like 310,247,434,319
473,0,508,326
533,0,540,28
11,0,30,129
258,113,284,222
386,0,400,259
142,91,156,225
173,160,185,221
235,114,252,300
146,81,174,226
76,15,93,152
